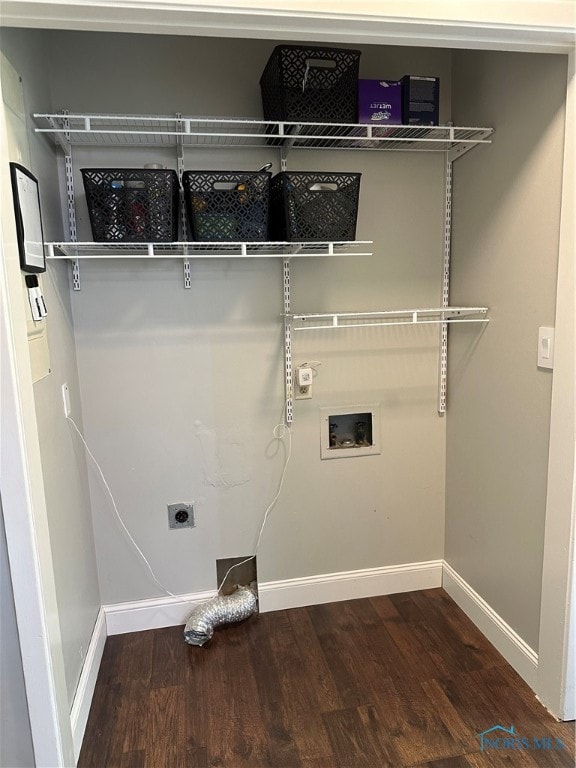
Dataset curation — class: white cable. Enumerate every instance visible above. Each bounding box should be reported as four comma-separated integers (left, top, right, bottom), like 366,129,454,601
216,408,292,594
66,415,188,603
67,411,292,600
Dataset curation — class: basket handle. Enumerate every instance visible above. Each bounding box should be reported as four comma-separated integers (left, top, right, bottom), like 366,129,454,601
109,180,147,190
302,57,337,91
308,182,339,192
212,170,268,191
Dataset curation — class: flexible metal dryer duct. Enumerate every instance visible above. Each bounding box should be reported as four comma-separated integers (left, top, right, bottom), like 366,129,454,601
184,585,258,646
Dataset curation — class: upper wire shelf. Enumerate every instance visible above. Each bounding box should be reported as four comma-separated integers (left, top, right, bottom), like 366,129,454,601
33,113,493,158
46,241,374,260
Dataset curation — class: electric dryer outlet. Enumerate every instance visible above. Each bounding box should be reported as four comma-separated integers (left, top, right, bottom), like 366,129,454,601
167,503,195,529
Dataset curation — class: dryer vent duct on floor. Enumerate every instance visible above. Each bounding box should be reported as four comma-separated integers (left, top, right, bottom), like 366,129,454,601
184,584,258,646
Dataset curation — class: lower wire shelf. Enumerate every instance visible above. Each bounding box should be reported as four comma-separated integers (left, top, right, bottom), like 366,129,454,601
288,307,489,330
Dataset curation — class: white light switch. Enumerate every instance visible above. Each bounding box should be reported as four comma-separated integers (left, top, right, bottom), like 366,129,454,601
538,327,555,369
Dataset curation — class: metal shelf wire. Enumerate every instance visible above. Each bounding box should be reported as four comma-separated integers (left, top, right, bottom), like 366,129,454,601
289,307,489,330
45,241,374,260
33,113,492,158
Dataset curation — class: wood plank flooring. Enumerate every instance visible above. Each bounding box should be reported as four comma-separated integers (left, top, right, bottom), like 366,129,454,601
79,589,575,767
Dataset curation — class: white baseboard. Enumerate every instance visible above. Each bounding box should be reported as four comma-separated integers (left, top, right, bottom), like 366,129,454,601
103,561,443,634
104,589,215,636
101,562,538,690
258,560,443,613
70,608,107,764
442,562,538,687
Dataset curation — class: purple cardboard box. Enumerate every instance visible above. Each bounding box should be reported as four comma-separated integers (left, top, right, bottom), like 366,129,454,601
358,79,402,125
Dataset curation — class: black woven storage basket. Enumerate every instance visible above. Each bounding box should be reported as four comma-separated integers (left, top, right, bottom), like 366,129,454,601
270,172,361,242
260,45,361,124
81,169,179,242
182,170,271,242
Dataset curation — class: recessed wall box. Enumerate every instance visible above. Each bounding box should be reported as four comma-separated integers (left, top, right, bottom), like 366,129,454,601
320,404,381,460
216,556,257,596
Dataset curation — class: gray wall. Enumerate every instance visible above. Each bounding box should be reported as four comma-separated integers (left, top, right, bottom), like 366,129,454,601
0,496,35,768
0,28,101,705
45,31,451,603
446,50,567,652
4,28,567,662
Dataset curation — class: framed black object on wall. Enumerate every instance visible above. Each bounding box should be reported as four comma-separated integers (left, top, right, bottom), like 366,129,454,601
9,162,46,273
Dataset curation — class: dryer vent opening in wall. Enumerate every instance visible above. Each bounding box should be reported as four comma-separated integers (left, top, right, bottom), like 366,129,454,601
320,404,381,460
216,556,258,596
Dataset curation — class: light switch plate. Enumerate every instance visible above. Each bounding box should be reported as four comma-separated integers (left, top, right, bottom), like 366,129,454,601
537,326,555,369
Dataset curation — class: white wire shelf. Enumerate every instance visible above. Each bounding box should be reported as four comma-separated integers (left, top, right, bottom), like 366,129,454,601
289,307,489,330
33,113,493,157
46,241,374,259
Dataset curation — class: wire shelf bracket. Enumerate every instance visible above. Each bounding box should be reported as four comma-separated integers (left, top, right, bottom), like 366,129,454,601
283,258,293,425
175,113,191,288
438,158,453,414
62,112,81,291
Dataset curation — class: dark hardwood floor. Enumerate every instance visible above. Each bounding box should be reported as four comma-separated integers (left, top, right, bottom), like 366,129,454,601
79,589,575,767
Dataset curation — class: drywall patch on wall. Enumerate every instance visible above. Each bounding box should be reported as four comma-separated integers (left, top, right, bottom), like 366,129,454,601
194,421,251,488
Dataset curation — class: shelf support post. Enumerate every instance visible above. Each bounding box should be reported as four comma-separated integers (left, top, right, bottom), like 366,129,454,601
176,113,191,289
438,157,453,415
62,111,80,290
283,258,293,424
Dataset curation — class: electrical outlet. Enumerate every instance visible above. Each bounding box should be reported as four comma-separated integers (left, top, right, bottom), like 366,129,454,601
295,382,312,399
295,365,313,400
167,503,195,529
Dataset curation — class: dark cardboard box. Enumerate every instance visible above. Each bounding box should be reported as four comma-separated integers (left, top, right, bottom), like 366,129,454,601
401,75,440,125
